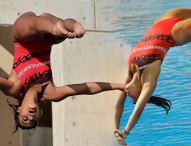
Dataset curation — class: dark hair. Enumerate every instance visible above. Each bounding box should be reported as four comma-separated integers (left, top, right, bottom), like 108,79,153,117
6,99,43,134
147,95,172,116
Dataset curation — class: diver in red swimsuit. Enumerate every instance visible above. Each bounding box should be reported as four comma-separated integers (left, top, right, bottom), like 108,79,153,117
128,17,182,76
0,12,125,133
114,8,191,146
13,35,52,100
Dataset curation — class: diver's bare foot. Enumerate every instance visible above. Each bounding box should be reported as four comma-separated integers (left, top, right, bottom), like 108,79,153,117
73,22,85,38
53,21,74,38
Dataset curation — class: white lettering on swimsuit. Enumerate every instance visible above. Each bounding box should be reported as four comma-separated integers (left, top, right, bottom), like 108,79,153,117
41,80,51,86
132,45,165,53
18,61,50,78
139,64,149,70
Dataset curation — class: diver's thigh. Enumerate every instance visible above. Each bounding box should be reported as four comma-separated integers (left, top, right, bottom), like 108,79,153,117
12,12,38,41
172,18,191,46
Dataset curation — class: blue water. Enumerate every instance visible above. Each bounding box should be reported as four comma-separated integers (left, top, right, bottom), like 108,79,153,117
105,1,191,145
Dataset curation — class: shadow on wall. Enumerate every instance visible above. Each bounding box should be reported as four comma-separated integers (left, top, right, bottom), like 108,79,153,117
0,67,9,78
0,26,14,78
38,102,52,127
0,26,14,56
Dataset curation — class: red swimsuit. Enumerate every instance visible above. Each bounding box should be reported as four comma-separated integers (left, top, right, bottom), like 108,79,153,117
13,36,52,100
128,17,182,76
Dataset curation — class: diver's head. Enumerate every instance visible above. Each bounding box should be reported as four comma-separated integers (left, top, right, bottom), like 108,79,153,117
16,103,39,126
7,99,42,134
125,80,142,104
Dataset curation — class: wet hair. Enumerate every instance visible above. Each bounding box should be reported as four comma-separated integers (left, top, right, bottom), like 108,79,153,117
147,95,172,116
6,99,43,134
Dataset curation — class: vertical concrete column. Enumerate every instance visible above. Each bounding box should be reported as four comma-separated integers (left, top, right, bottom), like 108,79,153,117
51,32,131,146
50,0,131,146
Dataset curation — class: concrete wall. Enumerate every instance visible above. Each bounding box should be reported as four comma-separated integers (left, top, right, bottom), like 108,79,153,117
51,32,131,146
22,127,52,146
0,0,120,31
0,0,132,146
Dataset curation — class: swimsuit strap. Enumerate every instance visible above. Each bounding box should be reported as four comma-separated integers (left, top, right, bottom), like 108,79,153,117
38,79,51,100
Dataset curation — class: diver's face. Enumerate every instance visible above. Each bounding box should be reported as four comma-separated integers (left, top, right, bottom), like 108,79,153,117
125,84,141,104
16,104,39,127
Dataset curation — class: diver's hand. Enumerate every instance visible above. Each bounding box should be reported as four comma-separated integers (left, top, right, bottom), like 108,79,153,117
114,129,128,146
118,84,126,92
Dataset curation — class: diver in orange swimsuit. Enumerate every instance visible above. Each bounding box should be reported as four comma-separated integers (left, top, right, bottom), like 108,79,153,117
0,12,125,133
114,8,191,146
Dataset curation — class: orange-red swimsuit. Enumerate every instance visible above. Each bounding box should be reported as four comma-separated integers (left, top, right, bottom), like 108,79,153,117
13,36,52,100
128,17,182,76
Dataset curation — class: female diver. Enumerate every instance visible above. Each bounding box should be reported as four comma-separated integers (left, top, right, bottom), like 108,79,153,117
1,12,125,133
114,8,191,146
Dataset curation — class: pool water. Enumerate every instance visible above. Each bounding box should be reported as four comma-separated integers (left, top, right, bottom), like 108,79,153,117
105,1,191,145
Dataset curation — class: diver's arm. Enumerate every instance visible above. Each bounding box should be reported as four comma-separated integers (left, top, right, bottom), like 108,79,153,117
114,91,127,129
124,81,157,134
44,82,124,102
114,63,132,129
114,79,157,143
115,61,161,139
0,77,20,97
